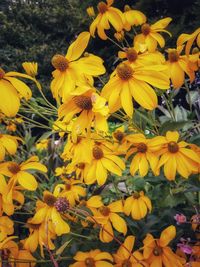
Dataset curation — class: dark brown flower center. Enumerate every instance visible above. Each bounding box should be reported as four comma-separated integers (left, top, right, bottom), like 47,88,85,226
113,131,125,142
168,50,179,63
141,23,151,35
93,146,104,159
117,63,133,80
51,54,69,72
122,259,132,267
0,68,5,79
74,96,93,110
44,193,57,207
99,206,110,216
168,141,179,153
54,197,69,212
77,163,85,169
8,163,21,174
137,143,147,153
132,192,140,199
65,183,71,190
27,223,41,230
85,257,95,267
97,2,108,14
126,48,138,62
153,246,163,256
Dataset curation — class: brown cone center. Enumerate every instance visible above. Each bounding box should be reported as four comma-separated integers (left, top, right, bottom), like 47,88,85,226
85,257,95,267
141,23,151,35
132,192,140,199
113,131,125,142
99,206,110,216
117,63,133,80
97,2,108,14
153,246,163,256
126,48,138,62
122,259,132,267
0,68,5,79
51,54,69,72
137,143,148,153
93,146,104,159
8,163,21,174
74,95,93,110
168,141,179,153
44,193,57,207
168,50,179,63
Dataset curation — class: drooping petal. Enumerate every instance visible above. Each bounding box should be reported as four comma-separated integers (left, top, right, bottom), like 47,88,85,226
120,82,133,117
5,77,32,100
66,32,90,61
109,213,127,234
0,80,20,117
129,79,158,110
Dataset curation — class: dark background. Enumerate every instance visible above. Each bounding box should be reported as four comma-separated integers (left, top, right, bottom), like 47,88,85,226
0,0,200,91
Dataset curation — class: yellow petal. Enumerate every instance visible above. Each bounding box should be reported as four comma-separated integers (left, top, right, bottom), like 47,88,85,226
163,156,176,181
66,32,90,61
124,196,133,216
151,17,172,30
169,62,185,89
0,80,20,117
129,79,158,110
20,162,47,173
101,158,122,176
159,225,176,247
5,77,32,100
109,213,127,235
166,131,179,142
120,82,133,117
17,171,38,191
51,208,70,235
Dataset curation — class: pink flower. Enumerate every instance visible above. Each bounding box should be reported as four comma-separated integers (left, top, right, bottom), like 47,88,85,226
174,214,187,225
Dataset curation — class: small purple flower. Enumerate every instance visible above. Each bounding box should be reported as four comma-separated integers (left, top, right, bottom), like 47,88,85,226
174,213,187,225
177,243,193,255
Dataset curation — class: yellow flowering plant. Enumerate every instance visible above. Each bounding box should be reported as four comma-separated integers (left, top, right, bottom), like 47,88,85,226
0,1,200,266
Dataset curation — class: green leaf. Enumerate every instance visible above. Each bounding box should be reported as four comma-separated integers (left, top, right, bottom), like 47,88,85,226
159,120,189,135
56,239,72,256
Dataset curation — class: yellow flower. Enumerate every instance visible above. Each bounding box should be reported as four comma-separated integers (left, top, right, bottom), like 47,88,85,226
87,6,95,17
84,143,125,185
177,27,200,55
62,134,93,164
15,249,36,267
113,235,148,267
143,225,183,267
50,31,105,102
123,5,146,31
92,200,127,243
124,191,152,220
29,191,70,236
0,156,47,191
0,67,33,117
24,222,55,258
36,139,49,151
0,134,21,161
126,134,161,177
0,216,14,242
114,31,125,42
54,179,86,206
90,0,124,40
22,62,38,77
166,46,198,89
0,236,19,261
134,17,172,52
70,249,113,267
101,62,169,117
58,88,109,134
0,174,24,216
154,131,200,180
118,46,165,67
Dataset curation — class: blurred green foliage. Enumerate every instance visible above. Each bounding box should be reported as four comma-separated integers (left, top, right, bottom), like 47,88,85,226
0,0,200,91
